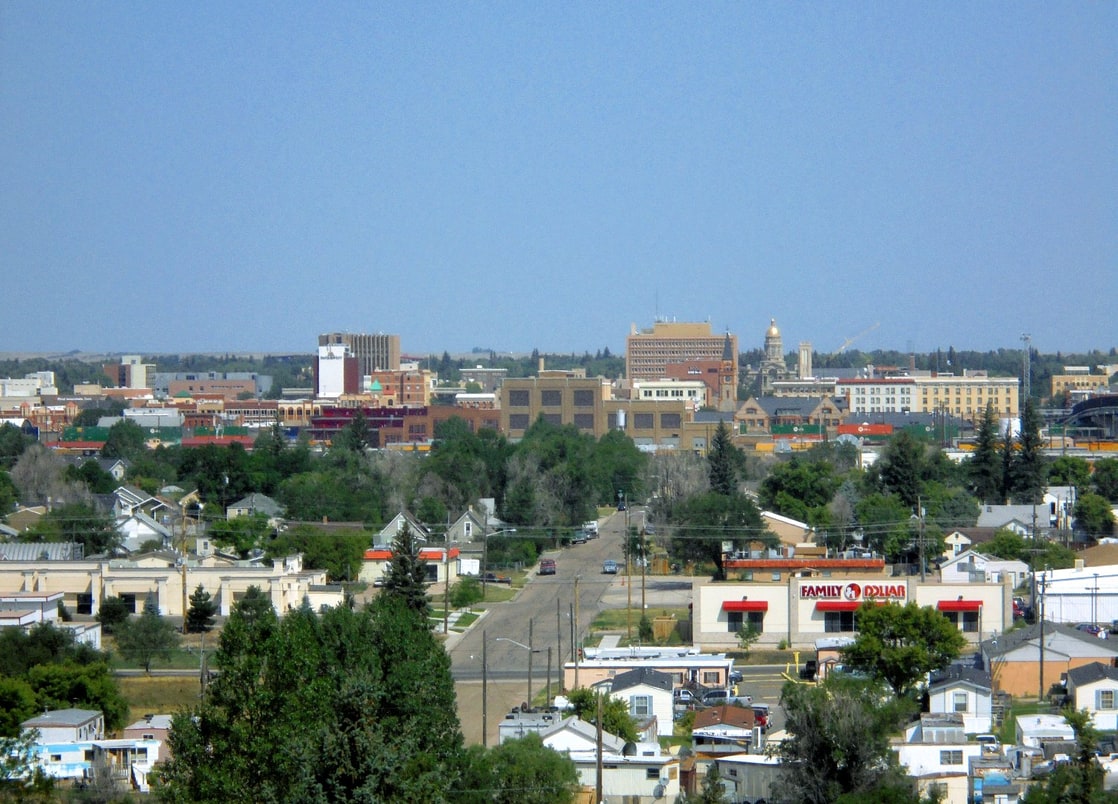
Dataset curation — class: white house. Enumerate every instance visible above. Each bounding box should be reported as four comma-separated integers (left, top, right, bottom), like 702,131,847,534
939,550,1028,589
21,709,104,781
608,667,674,738
541,717,680,803
895,714,983,797
116,510,172,553
1015,714,1074,748
713,754,783,804
928,668,994,734
1066,661,1118,731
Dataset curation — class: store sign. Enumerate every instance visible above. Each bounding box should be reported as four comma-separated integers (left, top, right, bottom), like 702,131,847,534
799,582,906,601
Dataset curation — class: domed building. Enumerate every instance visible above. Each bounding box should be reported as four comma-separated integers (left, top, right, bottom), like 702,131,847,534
758,318,793,394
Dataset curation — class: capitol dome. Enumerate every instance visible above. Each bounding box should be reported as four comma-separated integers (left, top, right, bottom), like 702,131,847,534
767,318,780,338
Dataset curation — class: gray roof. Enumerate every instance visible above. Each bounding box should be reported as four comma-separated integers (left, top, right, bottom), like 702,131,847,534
977,505,1040,529
610,667,674,694
746,396,834,416
929,666,992,692
0,542,84,561
22,708,102,728
1068,661,1118,688
228,493,283,517
983,622,1118,659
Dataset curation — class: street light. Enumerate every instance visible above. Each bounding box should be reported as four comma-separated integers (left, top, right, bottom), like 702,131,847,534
496,623,543,709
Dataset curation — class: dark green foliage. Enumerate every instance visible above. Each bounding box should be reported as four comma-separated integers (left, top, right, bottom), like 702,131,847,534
96,596,131,634
25,502,122,556
449,576,484,609
266,523,370,582
983,529,1077,569
381,523,432,616
0,622,105,678
670,491,770,580
841,602,966,697
114,597,181,672
1075,493,1117,537
876,430,924,509
101,418,147,460
968,402,1002,503
1022,708,1118,803
0,468,17,515
208,512,272,557
639,614,654,643
854,493,912,562
1094,458,1118,502
64,459,117,494
1048,455,1091,489
458,734,579,804
331,408,372,454
1009,399,1045,504
707,420,742,496
779,676,917,804
186,584,218,633
0,676,39,737
0,422,32,468
278,466,388,524
566,687,639,743
759,457,842,524
25,660,130,732
156,596,465,803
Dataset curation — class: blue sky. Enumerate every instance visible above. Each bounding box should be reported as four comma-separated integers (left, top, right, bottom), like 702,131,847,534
2,3,1114,357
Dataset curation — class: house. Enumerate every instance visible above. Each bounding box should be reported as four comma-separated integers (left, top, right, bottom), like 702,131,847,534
445,507,488,544
1066,662,1118,731
711,754,783,804
112,485,169,520
927,667,994,733
21,708,104,781
939,550,1029,589
540,717,681,803
982,622,1118,696
976,505,1038,534
759,510,814,547
608,667,674,738
359,544,461,586
226,492,284,523
690,704,757,755
375,510,430,545
1015,714,1074,748
122,714,174,761
497,709,567,744
115,510,173,553
894,714,982,801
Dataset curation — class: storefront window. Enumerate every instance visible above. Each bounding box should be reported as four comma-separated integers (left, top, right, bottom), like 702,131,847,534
824,611,857,632
727,611,765,634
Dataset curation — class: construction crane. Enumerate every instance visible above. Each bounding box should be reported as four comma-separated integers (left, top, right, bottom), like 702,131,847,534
835,322,880,354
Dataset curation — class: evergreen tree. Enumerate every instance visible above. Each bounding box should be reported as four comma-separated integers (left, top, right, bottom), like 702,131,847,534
877,430,923,509
707,420,741,496
113,596,181,673
185,584,218,633
1010,399,1045,504
382,523,432,617
969,402,1002,503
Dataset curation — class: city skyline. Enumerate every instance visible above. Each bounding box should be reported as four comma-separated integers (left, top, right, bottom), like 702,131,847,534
2,4,1114,356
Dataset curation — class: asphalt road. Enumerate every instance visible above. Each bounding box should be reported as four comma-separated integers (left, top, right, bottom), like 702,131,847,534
449,508,638,744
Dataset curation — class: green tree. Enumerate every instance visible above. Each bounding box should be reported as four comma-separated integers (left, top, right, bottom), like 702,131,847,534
1048,455,1091,490
0,676,38,737
331,408,372,454
877,430,924,509
1093,458,1118,502
1022,708,1118,803
450,576,484,609
0,422,32,468
670,491,770,580
707,420,743,496
1075,493,1117,538
778,676,916,804
381,523,432,616
841,601,966,698
566,687,639,743
156,597,464,803
736,622,761,659
25,661,129,731
1009,399,1045,504
759,457,842,524
968,402,1002,503
96,596,131,634
683,762,729,804
208,513,272,558
101,418,146,460
114,597,181,672
186,584,218,633
64,459,117,494
0,468,18,518
855,493,911,562
0,731,54,800
459,733,579,804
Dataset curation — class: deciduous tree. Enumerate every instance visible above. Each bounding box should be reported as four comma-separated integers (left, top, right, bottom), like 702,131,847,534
114,597,181,673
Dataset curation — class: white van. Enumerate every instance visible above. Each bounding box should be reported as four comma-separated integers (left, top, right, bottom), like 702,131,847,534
583,521,599,537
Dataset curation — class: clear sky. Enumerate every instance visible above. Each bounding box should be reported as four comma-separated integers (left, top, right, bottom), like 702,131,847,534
2,3,1114,358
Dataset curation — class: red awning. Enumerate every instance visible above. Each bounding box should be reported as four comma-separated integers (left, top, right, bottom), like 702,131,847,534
815,601,861,612
937,600,983,612
722,600,769,612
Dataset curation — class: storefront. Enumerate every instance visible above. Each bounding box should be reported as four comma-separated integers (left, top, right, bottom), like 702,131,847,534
694,576,1013,650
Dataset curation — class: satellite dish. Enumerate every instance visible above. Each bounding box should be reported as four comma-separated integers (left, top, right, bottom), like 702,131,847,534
652,783,664,798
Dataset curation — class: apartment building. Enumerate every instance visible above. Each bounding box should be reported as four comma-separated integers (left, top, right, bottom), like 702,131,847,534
626,322,737,382
836,373,1019,423
500,373,610,438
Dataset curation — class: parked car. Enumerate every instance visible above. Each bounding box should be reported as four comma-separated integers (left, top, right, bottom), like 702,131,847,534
602,559,618,574
583,521,599,537
483,572,512,584
799,659,818,681
751,704,770,732
673,688,700,706
701,689,752,707
571,530,588,545
729,668,743,684
1076,623,1108,638
538,558,556,576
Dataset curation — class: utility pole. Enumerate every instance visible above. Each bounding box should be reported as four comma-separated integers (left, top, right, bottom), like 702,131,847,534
527,618,534,708
482,629,488,747
573,577,581,690
556,599,563,691
918,496,926,583
1038,574,1046,703
481,510,489,597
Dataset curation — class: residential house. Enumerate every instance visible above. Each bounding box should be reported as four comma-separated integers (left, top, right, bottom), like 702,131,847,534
894,714,982,803
445,508,488,544
1015,714,1074,748
609,667,674,738
976,505,1038,534
359,544,460,586
711,755,782,804
116,510,173,553
540,717,681,803
1066,662,1118,731
112,485,169,519
21,708,104,781
928,667,994,733
690,704,757,755
497,709,567,744
375,510,430,545
939,550,1029,589
226,493,283,523
983,623,1118,696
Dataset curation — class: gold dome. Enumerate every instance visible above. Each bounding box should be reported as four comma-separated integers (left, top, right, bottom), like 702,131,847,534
767,318,780,338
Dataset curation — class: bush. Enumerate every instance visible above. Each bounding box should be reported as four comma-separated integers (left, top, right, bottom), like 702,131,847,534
449,577,484,609
96,597,130,634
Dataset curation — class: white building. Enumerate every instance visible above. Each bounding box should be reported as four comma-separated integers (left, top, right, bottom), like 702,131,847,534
939,550,1029,589
1066,662,1118,731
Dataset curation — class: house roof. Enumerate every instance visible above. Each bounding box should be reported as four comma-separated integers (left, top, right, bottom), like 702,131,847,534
983,622,1118,660
1075,543,1118,568
976,505,1039,529
0,541,84,561
540,716,627,754
610,667,673,694
228,493,283,517
929,666,993,693
692,704,755,731
1068,661,1118,688
22,708,102,729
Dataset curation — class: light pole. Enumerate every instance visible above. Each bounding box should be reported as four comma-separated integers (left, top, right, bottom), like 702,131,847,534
496,632,542,710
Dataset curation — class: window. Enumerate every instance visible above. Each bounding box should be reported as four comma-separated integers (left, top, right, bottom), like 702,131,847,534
508,390,529,407
702,671,720,685
646,768,660,780
962,612,979,633
542,413,562,425
727,611,765,634
660,412,682,429
573,413,595,430
573,389,594,407
824,611,857,632
1098,690,1116,710
630,695,653,717
541,390,562,407
953,692,968,712
50,754,62,763
940,750,963,765
84,750,94,762
634,413,654,429
508,414,530,430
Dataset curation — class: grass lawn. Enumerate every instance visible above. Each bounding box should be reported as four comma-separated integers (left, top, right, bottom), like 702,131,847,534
118,676,202,724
